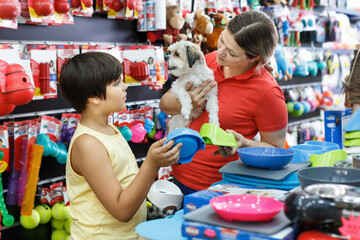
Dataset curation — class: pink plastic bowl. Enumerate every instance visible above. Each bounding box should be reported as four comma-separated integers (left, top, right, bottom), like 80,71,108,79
210,194,284,222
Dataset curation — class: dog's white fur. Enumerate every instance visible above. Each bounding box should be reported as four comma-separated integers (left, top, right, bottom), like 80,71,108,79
166,41,219,132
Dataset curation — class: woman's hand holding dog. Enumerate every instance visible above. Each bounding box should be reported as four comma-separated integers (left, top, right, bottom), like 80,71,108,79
185,79,216,110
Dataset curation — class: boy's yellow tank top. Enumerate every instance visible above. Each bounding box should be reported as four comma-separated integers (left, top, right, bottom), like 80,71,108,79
66,123,146,240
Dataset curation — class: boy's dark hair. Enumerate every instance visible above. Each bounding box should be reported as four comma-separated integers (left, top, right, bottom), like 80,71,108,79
59,52,123,113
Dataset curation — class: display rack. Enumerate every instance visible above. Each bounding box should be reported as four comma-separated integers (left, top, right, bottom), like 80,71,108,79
278,75,322,89
0,12,168,239
277,74,323,127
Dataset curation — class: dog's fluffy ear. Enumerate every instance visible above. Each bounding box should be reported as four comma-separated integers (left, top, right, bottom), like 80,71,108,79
186,45,202,68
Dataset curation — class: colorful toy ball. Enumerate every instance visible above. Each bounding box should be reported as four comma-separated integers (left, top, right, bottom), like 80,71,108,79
20,209,40,229
35,204,52,224
286,101,295,114
308,100,317,111
301,101,311,114
130,124,147,143
118,125,132,142
64,217,72,234
52,202,69,221
51,218,65,230
316,92,323,101
291,102,304,117
144,117,155,133
323,90,334,106
51,229,69,240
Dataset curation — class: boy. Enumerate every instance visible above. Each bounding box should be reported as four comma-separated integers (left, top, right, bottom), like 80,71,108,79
59,52,182,239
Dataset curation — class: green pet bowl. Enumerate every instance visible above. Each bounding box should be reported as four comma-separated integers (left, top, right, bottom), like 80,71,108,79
344,131,360,139
343,138,360,147
308,150,348,167
199,123,237,147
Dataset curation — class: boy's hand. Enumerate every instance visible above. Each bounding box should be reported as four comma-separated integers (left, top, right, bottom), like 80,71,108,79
146,138,182,168
213,130,245,158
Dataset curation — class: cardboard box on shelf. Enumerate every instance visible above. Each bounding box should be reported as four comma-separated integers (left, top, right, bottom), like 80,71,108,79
183,183,288,215
182,220,296,240
324,108,352,149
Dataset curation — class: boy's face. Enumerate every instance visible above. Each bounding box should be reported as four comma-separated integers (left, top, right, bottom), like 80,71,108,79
102,74,128,113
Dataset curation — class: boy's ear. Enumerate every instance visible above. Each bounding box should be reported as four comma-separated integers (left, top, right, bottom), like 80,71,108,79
88,97,101,105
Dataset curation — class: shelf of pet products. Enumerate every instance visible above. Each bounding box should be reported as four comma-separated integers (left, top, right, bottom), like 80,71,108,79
2,155,147,196
0,39,166,91
314,5,360,20
0,99,160,121
288,114,322,127
284,45,353,55
0,39,151,48
278,77,322,89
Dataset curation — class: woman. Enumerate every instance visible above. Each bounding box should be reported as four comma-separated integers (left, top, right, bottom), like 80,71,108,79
343,46,360,113
160,10,288,194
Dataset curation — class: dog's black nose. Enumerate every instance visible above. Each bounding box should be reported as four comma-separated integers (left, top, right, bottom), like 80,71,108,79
164,55,169,62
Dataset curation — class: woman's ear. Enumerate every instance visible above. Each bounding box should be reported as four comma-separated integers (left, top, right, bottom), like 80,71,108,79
249,55,261,63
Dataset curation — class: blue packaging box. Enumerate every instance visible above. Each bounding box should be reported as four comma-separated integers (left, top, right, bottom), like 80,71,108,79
324,108,352,149
183,190,225,215
182,220,296,240
183,184,289,215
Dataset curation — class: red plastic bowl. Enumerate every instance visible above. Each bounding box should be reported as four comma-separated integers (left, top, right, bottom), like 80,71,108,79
210,194,284,222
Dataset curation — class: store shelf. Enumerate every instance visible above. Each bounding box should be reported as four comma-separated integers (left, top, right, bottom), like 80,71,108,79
280,81,322,90
278,75,322,89
288,108,322,127
314,6,360,21
285,45,353,55
0,99,160,120
325,8,360,18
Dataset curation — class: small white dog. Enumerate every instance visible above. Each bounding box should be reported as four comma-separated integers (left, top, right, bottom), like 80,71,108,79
165,41,219,132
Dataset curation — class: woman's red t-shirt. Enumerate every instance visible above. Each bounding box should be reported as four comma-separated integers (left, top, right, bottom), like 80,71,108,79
172,51,288,190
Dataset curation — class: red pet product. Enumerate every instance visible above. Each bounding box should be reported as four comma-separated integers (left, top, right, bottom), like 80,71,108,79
70,0,80,8
110,0,122,11
82,0,92,8
33,0,54,16
48,182,64,205
4,64,34,106
54,0,70,13
130,61,150,81
0,0,21,19
19,0,30,17
0,89,15,116
127,0,135,10
40,188,50,204
39,62,50,95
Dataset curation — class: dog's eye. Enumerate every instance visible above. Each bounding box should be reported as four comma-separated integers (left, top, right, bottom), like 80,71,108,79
174,52,179,57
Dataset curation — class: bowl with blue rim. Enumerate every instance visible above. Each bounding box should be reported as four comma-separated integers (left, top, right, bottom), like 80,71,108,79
237,147,295,169
164,128,205,164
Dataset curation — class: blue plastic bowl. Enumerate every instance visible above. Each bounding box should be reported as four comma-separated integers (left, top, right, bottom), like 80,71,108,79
237,147,295,169
303,141,340,152
344,108,360,132
289,144,325,163
164,128,205,164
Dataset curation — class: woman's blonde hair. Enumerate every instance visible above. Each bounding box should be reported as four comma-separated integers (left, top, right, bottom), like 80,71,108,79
227,10,278,66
